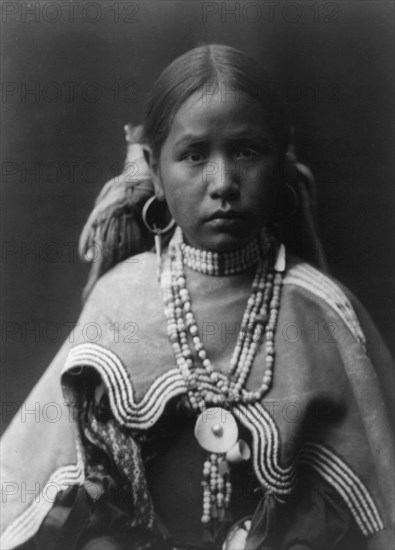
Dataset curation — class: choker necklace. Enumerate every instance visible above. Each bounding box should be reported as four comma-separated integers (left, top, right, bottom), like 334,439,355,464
177,228,270,276
161,227,285,542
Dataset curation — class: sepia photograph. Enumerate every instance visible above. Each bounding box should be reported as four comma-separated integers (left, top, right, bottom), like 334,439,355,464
1,1,394,549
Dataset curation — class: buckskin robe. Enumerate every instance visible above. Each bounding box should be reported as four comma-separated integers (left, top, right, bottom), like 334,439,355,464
1,251,394,550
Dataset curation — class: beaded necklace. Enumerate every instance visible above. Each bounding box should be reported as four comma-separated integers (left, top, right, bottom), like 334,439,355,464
160,226,285,542
180,235,264,276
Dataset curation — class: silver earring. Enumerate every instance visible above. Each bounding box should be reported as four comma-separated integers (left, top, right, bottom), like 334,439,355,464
285,183,299,217
142,195,176,281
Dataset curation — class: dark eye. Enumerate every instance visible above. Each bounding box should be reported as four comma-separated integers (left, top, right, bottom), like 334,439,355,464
184,151,205,163
235,147,258,160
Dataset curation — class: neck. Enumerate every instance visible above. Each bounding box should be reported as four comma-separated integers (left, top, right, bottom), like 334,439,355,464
169,226,271,276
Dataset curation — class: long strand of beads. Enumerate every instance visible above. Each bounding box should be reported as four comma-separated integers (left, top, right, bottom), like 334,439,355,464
174,244,274,406
228,265,269,394
162,255,204,410
160,228,285,540
231,268,272,389
227,263,267,378
161,233,285,408
201,453,231,541
242,264,284,403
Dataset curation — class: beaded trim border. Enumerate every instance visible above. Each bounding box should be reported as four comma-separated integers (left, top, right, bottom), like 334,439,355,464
1,444,85,550
298,442,383,535
63,343,186,430
61,340,383,537
2,262,378,549
284,263,366,349
235,403,383,535
235,402,296,493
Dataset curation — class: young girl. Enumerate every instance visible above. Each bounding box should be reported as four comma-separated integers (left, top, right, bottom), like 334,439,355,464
1,44,394,550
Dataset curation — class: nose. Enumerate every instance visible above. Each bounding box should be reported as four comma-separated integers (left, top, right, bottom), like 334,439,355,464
205,157,240,201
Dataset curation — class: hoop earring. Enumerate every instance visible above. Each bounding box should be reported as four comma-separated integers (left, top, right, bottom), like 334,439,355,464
285,183,299,217
142,195,176,281
283,129,299,218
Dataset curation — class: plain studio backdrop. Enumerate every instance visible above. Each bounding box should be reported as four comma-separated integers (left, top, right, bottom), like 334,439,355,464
1,0,394,433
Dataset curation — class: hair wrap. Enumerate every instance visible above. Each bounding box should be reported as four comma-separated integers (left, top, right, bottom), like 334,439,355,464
79,124,327,302
79,125,158,302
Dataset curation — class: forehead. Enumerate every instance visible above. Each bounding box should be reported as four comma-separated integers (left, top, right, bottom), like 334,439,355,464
166,89,272,144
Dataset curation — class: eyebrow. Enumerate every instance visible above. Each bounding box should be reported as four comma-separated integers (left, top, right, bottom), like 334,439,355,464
173,128,272,148
174,134,207,147
173,133,206,148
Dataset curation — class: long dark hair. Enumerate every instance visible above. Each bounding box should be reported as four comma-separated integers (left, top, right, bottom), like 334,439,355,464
79,44,326,301
143,44,288,160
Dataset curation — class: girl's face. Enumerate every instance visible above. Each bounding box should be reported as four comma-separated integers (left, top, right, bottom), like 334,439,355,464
147,87,280,251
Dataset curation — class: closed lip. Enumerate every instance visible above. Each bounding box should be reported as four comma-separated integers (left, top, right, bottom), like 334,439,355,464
206,210,245,221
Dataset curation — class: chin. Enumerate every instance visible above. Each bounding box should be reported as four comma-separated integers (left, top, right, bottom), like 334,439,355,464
202,231,253,252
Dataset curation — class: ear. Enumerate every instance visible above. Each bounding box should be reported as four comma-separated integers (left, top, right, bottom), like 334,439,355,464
142,145,165,201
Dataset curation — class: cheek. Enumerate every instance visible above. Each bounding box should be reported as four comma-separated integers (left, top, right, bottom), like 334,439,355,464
159,165,194,222
160,159,203,203
159,160,181,198
246,162,278,200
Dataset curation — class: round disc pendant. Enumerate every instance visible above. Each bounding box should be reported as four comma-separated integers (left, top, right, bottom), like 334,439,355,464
194,407,238,453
